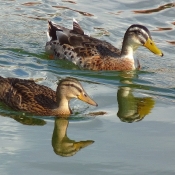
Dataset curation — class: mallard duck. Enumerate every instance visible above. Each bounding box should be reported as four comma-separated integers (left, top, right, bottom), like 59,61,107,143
0,76,97,116
45,19,163,71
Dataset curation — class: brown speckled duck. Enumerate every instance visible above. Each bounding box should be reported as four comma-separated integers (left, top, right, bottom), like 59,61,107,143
0,76,97,116
45,19,163,71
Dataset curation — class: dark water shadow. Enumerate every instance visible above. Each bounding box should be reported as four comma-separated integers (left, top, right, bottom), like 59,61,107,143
0,112,46,126
52,5,94,16
21,2,41,6
167,41,175,46
62,0,76,4
133,3,175,14
153,27,173,31
0,102,46,125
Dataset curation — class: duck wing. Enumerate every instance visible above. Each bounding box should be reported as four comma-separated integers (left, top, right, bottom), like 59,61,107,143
47,20,120,57
0,76,57,114
46,20,131,70
68,34,121,57
48,19,84,41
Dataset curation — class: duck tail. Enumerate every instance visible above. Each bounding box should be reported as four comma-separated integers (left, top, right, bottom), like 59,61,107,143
0,76,9,100
48,21,63,41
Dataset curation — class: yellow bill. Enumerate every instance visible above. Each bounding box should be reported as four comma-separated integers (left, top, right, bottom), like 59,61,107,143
144,38,163,57
74,140,94,151
78,93,98,106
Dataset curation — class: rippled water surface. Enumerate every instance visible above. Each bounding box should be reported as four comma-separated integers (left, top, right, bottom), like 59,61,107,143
0,0,175,175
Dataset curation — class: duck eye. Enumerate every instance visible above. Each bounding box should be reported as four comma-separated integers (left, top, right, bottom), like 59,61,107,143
136,31,141,35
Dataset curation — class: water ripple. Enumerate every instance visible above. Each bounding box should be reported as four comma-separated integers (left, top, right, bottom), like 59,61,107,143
133,3,175,14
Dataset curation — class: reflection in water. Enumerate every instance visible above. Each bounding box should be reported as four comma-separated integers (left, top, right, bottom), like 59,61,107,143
52,118,94,157
117,87,155,123
62,0,76,4
0,112,46,126
0,102,46,126
153,27,173,31
108,11,123,16
11,115,46,126
167,41,175,46
52,5,94,16
0,111,94,157
94,27,110,36
133,3,175,14
21,2,41,6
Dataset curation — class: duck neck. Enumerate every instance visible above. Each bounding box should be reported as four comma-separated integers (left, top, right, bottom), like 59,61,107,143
120,38,138,60
54,97,71,115
53,119,68,141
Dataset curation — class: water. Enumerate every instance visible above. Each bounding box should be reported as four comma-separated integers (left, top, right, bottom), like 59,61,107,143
0,0,175,174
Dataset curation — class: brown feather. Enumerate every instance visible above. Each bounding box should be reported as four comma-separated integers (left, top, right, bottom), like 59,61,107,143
0,76,57,115
46,21,133,71
46,21,163,71
0,76,97,116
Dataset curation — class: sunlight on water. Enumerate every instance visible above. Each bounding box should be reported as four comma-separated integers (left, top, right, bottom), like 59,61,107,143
0,0,175,175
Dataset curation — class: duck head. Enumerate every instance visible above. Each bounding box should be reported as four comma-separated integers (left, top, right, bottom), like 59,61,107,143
121,24,163,58
55,78,97,115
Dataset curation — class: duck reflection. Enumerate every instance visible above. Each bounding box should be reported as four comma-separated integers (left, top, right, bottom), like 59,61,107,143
12,115,46,126
52,118,94,157
117,86,155,123
0,101,46,126
0,111,46,126
0,112,94,157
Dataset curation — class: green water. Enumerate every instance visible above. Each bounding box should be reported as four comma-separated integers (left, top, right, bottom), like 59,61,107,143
0,0,175,175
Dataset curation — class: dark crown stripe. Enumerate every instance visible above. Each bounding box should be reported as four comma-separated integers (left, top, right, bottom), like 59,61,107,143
130,29,148,40
62,83,82,93
128,24,152,39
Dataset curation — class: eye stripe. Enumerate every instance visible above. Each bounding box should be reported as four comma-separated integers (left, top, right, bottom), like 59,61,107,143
128,25,152,40
58,78,83,93
62,83,82,93
130,29,148,39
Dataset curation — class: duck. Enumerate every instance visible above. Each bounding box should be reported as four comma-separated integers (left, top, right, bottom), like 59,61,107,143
45,19,163,71
0,76,97,116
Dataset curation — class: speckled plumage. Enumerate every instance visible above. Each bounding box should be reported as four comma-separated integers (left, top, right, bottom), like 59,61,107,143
45,20,163,71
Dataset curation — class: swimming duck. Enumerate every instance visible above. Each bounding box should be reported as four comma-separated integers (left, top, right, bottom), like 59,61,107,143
0,76,97,116
45,19,163,71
